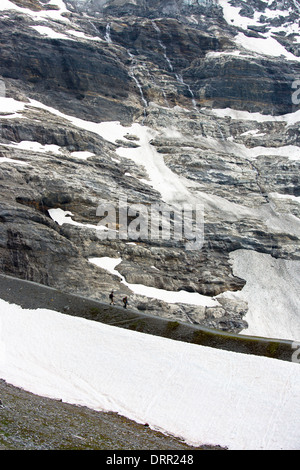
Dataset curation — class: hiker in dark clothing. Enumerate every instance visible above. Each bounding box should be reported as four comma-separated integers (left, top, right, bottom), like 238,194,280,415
109,290,114,305
123,296,128,309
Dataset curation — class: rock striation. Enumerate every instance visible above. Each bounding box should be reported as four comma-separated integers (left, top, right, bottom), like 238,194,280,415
0,0,299,338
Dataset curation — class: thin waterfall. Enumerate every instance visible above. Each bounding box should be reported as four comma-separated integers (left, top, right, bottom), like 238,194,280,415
175,74,225,140
151,20,173,72
152,20,201,115
105,23,112,43
175,73,198,112
151,20,225,140
159,39,174,72
127,50,148,123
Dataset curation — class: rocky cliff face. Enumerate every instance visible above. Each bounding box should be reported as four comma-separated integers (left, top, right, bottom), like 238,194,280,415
0,0,300,339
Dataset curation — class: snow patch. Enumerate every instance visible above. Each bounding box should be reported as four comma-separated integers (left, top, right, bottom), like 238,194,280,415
31,25,73,40
49,208,111,232
208,106,300,126
70,151,95,160
218,0,300,60
0,157,28,165
269,192,300,204
6,140,63,154
27,99,193,206
218,0,261,29
235,32,300,62
67,29,103,41
0,97,26,115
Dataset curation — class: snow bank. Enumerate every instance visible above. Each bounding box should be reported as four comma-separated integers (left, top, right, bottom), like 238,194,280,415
0,298,299,450
115,127,192,205
219,0,290,30
218,0,259,29
0,96,26,116
31,25,73,41
208,106,300,126
70,151,95,160
89,251,300,342
235,32,300,62
269,192,300,204
49,208,111,233
4,140,63,154
67,29,102,42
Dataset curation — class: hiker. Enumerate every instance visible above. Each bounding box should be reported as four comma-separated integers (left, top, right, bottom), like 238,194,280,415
109,290,114,305
123,296,128,309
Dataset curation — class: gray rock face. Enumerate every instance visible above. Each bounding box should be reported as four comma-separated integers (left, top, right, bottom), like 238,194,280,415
69,0,220,18
0,18,136,123
0,0,299,336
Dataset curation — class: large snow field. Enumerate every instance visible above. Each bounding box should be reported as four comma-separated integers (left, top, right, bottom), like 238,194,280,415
0,298,299,450
219,250,300,342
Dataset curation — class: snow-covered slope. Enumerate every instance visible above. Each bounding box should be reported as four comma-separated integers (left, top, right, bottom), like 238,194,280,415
0,298,299,450
221,250,300,341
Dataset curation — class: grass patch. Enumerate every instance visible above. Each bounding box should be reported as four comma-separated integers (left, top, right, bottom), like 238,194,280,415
266,342,280,358
166,321,180,332
89,307,101,316
128,320,147,331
